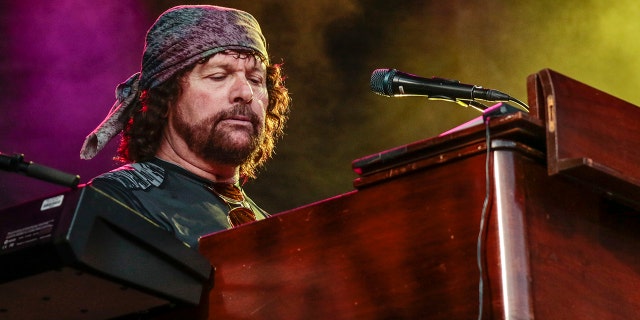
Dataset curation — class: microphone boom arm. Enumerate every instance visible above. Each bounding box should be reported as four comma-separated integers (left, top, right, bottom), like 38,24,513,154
0,153,80,188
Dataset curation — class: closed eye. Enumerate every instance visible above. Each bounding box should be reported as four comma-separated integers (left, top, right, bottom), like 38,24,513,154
248,77,264,85
207,73,227,81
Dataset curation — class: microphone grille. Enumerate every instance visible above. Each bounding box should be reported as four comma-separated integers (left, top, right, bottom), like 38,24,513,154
370,68,396,96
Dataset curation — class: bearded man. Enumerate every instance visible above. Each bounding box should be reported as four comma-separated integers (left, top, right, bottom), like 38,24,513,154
80,5,290,248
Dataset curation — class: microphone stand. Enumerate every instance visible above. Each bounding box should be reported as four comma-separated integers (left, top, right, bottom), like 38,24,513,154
0,152,80,188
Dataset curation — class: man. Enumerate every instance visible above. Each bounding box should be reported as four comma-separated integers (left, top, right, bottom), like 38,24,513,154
80,5,290,249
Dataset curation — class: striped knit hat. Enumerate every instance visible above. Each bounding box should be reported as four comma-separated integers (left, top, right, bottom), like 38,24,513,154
80,5,268,159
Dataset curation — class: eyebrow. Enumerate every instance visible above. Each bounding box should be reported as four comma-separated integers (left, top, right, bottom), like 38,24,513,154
201,55,266,73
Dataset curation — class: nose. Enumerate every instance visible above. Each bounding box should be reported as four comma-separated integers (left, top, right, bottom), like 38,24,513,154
231,76,254,104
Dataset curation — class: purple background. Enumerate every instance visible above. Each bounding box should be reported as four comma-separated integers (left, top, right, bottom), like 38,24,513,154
1,0,639,213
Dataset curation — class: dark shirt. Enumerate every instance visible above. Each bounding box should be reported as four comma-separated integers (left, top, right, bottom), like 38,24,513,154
89,158,268,248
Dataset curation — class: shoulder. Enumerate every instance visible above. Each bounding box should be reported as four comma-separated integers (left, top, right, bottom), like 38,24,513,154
92,162,166,191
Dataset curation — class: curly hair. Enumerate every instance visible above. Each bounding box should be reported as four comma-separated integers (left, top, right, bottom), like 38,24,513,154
116,54,291,180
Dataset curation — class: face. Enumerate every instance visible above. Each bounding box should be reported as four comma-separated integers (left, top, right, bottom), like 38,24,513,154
169,52,269,166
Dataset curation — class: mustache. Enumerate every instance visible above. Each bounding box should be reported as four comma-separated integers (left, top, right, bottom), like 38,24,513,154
212,104,261,128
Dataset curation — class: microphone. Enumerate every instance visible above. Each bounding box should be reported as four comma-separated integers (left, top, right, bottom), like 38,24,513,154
370,68,512,102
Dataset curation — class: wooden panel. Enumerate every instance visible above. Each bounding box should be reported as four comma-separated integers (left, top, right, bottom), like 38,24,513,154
525,72,545,121
200,147,507,319
352,113,545,187
518,153,640,319
535,69,640,207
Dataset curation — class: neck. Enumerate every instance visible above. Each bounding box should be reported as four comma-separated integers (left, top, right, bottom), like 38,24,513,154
155,137,240,184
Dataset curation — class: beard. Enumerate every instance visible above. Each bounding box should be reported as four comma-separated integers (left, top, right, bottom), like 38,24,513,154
172,104,264,166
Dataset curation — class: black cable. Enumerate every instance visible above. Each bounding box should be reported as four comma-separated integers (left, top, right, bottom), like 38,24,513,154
477,116,493,320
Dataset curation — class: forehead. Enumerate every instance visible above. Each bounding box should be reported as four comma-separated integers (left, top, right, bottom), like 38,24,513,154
201,51,266,72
